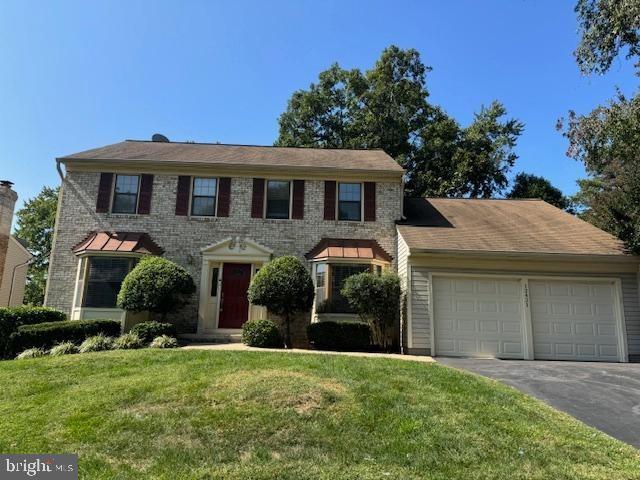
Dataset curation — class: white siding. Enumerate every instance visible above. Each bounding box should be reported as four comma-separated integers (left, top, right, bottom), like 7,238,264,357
622,273,640,360
0,237,32,306
410,267,431,350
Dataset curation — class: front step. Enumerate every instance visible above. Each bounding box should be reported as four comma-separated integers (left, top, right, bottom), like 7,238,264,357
180,332,242,344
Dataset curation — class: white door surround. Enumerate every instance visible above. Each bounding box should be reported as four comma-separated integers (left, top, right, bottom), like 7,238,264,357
426,272,628,362
197,237,272,337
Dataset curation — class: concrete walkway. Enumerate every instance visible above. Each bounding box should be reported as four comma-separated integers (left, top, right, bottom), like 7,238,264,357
183,342,434,363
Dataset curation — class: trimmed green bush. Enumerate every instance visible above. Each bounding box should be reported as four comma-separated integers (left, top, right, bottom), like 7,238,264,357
342,272,401,349
0,306,66,358
129,321,176,343
149,335,179,349
112,333,143,350
49,342,79,356
241,319,283,348
16,348,47,360
247,256,314,348
307,321,371,351
79,334,113,353
9,319,121,354
117,256,196,316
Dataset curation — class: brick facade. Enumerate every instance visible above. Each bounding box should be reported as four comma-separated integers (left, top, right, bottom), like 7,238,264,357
0,182,18,290
46,171,402,332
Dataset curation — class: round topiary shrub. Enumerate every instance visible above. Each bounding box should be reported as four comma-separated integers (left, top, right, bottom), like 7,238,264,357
117,256,196,318
247,256,314,348
112,332,143,350
241,319,283,348
130,321,177,344
149,335,179,349
79,334,113,353
16,348,47,360
49,341,79,356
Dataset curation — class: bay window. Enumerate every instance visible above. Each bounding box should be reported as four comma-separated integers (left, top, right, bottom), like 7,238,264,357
82,257,137,308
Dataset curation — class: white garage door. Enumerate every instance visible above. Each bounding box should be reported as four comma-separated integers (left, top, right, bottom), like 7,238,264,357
433,276,525,359
529,280,620,361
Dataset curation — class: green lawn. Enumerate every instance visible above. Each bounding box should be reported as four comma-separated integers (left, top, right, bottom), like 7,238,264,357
0,350,638,479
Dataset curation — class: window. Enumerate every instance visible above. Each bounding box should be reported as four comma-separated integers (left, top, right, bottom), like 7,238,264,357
112,175,140,214
191,178,217,216
338,183,361,221
315,264,326,289
266,180,290,219
83,257,136,308
329,264,370,313
210,267,219,297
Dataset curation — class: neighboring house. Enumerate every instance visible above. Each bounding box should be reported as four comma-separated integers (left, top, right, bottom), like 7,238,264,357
0,236,32,306
45,137,640,362
0,181,18,296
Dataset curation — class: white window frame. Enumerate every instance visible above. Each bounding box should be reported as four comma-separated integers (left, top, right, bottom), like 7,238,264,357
189,176,219,218
336,182,364,222
111,174,141,215
264,179,293,220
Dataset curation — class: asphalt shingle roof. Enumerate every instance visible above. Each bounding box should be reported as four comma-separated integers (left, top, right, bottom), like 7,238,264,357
399,198,630,257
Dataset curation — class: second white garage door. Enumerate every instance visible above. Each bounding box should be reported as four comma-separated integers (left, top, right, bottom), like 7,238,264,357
529,280,620,361
433,276,525,359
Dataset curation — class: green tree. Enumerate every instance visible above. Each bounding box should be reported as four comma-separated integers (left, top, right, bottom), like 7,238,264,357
276,45,523,198
507,173,572,211
574,0,640,75
247,256,314,349
13,186,59,305
560,92,640,253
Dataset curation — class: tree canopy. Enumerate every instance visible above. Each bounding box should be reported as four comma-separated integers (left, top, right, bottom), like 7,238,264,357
574,0,640,75
507,173,572,211
14,186,59,305
276,45,523,198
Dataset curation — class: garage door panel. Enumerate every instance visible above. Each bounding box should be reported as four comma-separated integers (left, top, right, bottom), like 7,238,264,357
530,280,620,362
433,277,524,359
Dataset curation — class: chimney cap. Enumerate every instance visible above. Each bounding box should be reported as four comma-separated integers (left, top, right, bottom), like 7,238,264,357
0,180,14,188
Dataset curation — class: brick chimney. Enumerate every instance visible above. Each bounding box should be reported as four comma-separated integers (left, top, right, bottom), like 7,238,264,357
0,181,18,286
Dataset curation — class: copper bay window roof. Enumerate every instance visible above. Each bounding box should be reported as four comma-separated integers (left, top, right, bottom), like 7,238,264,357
305,238,392,262
72,231,164,256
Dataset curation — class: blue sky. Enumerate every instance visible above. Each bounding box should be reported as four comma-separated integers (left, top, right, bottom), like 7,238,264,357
1,0,636,215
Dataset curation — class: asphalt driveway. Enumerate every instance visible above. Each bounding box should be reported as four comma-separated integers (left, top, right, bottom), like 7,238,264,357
437,358,640,448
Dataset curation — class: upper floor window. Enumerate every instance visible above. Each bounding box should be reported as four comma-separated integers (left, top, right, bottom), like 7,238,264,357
191,177,217,216
112,175,140,214
266,180,290,219
338,182,361,221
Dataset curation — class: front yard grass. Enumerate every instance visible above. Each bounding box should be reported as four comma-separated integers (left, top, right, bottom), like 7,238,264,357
0,349,638,479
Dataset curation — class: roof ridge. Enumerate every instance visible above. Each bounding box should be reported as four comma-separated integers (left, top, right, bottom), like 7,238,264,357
123,139,387,152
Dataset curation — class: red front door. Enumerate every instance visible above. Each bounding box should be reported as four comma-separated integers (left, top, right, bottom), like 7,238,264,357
218,263,252,329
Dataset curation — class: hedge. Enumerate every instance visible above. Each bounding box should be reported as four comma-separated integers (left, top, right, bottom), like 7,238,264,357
0,306,66,358
129,321,176,343
9,319,121,354
307,321,371,351
241,319,283,348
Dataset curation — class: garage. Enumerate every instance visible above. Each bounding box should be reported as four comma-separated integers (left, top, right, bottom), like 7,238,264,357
399,198,639,363
432,276,525,359
529,280,620,361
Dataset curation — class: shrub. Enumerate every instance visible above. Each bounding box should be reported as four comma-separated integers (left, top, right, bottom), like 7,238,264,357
79,334,113,353
117,257,196,317
112,332,143,350
307,321,371,351
342,272,401,349
241,319,283,348
9,319,121,354
0,306,66,358
130,321,176,343
49,341,79,356
247,256,314,348
149,335,179,349
16,348,47,360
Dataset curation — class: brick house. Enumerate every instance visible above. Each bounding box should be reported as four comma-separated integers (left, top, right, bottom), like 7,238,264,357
46,138,640,361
